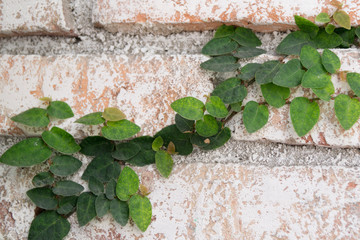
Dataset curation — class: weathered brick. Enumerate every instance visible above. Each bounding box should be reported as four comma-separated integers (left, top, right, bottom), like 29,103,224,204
92,0,360,34
0,0,76,37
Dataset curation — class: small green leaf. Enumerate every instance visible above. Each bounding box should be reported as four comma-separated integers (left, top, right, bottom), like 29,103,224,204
313,29,343,48
255,60,282,85
171,97,204,121
325,24,336,34
152,136,164,151
290,97,320,137
75,112,105,125
126,137,156,166
11,108,49,127
39,97,52,102
300,45,322,69
112,142,141,161
214,25,235,38
28,211,70,240
102,107,126,121
95,194,110,217
195,115,219,137
347,72,360,96
334,27,356,47
47,101,74,119
321,49,341,74
243,101,269,133
231,27,261,47
205,96,229,118
116,166,139,201
129,195,152,232
333,10,351,30
50,155,82,177
211,78,247,104
57,196,77,215
82,155,114,182
32,172,54,187
302,65,331,88
110,198,129,226
89,177,104,196
175,114,194,133
191,126,231,150
76,192,97,226
27,187,58,210
294,15,319,38
105,179,116,200
155,151,173,178
261,83,290,108
232,47,266,58
80,136,114,157
273,59,305,87
200,56,240,72
201,37,238,56
237,63,261,81
276,31,315,55
52,180,84,196
311,79,335,101
101,120,141,141
42,127,80,154
315,13,331,23
356,27,360,38
0,138,52,167
230,102,243,112
334,94,360,130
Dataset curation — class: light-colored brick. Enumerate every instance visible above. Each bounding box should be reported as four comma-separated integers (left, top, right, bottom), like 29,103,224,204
92,0,360,34
0,0,76,37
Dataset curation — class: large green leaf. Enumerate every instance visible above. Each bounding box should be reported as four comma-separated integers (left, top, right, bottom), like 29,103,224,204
101,120,141,141
290,97,320,137
313,29,342,48
175,114,194,133
27,187,57,210
347,72,360,96
76,192,97,226
126,137,156,166
195,115,219,137
312,79,335,101
75,112,105,125
129,195,152,232
28,211,70,240
333,10,351,30
201,37,238,56
155,151,173,178
243,101,269,133
0,138,52,167
191,127,231,150
110,199,129,226
255,60,282,85
11,108,49,127
301,65,331,89
232,47,266,58
315,13,331,23
52,180,84,196
171,97,204,121
32,172,54,187
200,56,240,72
95,194,110,217
57,196,78,215
102,107,126,122
116,166,139,201
82,155,114,182
321,49,341,74
276,31,315,55
231,27,261,47
155,125,193,156
89,177,104,196
294,15,319,38
273,59,305,87
80,136,114,156
205,96,228,118
214,25,235,38
112,142,141,160
211,78,247,104
261,83,290,108
50,155,82,177
47,101,74,119
105,179,116,200
42,127,80,154
334,94,360,130
237,63,261,81
300,45,322,69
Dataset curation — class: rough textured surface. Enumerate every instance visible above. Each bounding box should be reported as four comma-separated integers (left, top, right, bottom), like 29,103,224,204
93,0,360,34
0,0,76,36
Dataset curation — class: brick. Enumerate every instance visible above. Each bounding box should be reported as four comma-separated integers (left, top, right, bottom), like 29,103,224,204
1,162,359,239
92,0,360,34
0,0,76,37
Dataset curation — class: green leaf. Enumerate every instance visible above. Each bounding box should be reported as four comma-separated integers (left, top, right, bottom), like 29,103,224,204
325,24,336,34
89,177,104,196
232,47,266,58
155,151,173,178
231,27,261,47
47,101,74,119
50,155,82,177
155,125,193,156
243,101,269,133
201,37,238,56
190,127,231,150
27,187,58,210
211,78,247,104
76,192,97,227
116,166,139,201
356,27,360,38
112,142,141,160
57,196,78,215
312,79,335,101
334,27,356,48
152,136,163,151
129,195,152,232
101,120,141,141
276,31,315,55
11,108,49,127
200,56,240,72
195,115,219,137
80,136,114,157
40,97,52,102
214,25,235,38
255,60,282,85
300,45,322,69
32,172,55,187
230,102,243,112
273,59,305,87
205,96,229,118
105,179,116,200
75,112,105,125
347,72,360,96
175,114,194,133
301,65,331,88
171,97,204,121
321,49,341,74
290,97,320,137
334,94,360,130
107,162,121,180
333,10,351,30
102,107,126,121
315,13,331,23
261,83,290,108
237,63,261,81
28,211,70,240
0,138,52,167
82,155,114,182
42,127,80,154
52,180,84,196
126,137,156,166
95,194,110,217
110,198,129,226
294,15,319,38
313,29,342,48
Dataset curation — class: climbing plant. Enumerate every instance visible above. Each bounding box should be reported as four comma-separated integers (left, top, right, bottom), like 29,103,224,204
1,4,360,239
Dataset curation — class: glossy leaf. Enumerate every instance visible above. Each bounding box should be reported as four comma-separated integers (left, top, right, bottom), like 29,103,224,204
294,15,319,38
312,79,335,101
76,192,97,226
231,27,261,47
321,49,341,74
116,166,139,201
290,97,320,137
152,136,163,151
205,96,229,118
42,127,80,154
112,142,141,161
82,155,114,182
129,195,152,232
75,112,105,125
195,115,219,137
325,24,336,34
315,13,331,23
102,107,126,122
32,172,54,187
232,47,266,58
80,136,114,157
52,180,84,196
255,60,282,85
201,37,238,56
347,72,360,96
334,94,360,130
89,177,104,196
27,187,57,210
50,155,82,177
171,97,204,121
300,45,322,69
243,101,269,133
200,56,240,72
101,120,140,141
57,196,78,215
276,31,315,55
273,59,305,87
261,83,290,108
302,65,331,88
333,10,351,30
0,138,52,167
313,29,342,48
214,25,235,38
175,114,194,132
126,137,156,166
155,125,193,156
105,179,116,200
47,101,74,119
237,63,261,81
11,108,49,127
211,78,247,104
110,198,129,226
95,194,110,217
